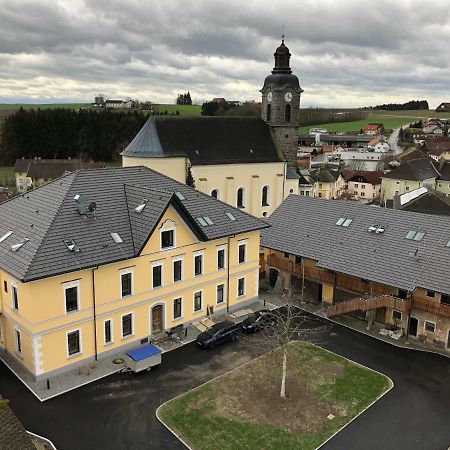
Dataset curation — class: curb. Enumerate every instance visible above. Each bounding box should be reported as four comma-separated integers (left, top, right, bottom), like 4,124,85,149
27,430,58,450
156,339,393,450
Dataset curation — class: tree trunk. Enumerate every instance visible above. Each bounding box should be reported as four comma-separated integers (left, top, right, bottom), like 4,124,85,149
280,347,287,398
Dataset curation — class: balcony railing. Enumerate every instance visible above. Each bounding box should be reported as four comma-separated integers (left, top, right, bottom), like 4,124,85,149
325,295,410,318
267,254,334,284
335,276,393,296
411,297,450,319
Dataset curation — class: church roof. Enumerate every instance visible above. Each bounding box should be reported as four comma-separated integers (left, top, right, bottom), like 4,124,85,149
121,117,283,165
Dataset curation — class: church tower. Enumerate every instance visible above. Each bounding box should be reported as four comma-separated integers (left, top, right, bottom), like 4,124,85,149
261,37,303,169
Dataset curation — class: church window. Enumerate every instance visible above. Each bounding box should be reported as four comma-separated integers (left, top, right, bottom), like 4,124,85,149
267,104,271,121
285,104,291,122
211,189,220,199
262,185,270,206
237,188,246,208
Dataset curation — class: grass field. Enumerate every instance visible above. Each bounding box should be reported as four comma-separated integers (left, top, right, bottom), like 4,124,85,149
299,113,419,134
151,104,202,116
0,103,88,111
159,342,390,450
370,109,450,119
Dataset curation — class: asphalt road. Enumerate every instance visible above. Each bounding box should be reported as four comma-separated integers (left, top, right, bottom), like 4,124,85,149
1,313,450,450
388,127,404,155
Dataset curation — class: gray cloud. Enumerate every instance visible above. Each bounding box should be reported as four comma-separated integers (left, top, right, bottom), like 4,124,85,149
0,0,449,107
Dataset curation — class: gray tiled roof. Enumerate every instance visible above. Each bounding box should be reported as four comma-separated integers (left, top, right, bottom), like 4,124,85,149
261,195,450,295
0,167,268,282
121,117,283,165
382,158,439,181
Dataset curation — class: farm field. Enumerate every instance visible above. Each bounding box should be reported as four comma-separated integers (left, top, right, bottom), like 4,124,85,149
299,113,419,134
370,109,450,119
159,342,390,450
151,104,202,116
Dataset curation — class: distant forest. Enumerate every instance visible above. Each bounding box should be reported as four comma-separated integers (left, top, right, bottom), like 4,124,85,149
364,100,429,110
0,108,147,164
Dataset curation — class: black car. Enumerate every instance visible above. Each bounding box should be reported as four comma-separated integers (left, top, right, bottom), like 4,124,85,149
242,309,276,333
196,321,240,349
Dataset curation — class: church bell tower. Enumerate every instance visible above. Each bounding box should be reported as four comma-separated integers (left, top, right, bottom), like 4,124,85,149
261,36,303,169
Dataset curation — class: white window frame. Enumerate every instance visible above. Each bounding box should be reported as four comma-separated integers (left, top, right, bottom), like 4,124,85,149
237,186,246,208
193,250,204,277
103,318,113,345
121,312,134,339
11,282,18,311
151,261,164,289
211,188,220,200
172,256,184,283
238,240,247,265
217,245,226,270
63,280,80,314
237,277,246,297
262,185,271,207
424,320,436,333
14,328,22,355
216,283,225,304
119,268,134,298
193,290,203,313
66,328,82,358
173,296,183,321
160,226,176,251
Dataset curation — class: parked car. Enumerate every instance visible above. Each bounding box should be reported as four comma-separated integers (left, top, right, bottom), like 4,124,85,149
196,321,240,349
242,309,276,333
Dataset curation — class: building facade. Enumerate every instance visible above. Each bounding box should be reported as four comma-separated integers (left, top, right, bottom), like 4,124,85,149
261,196,450,352
0,167,266,380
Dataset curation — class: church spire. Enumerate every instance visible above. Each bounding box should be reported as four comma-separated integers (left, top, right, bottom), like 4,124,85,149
272,36,292,74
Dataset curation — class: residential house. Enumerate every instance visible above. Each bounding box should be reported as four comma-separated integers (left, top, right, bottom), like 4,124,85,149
423,136,450,162
337,170,382,200
337,150,384,171
262,195,450,353
396,147,428,164
13,159,105,192
362,124,382,135
121,39,302,218
393,187,450,216
423,124,443,135
105,99,126,108
436,102,450,112
310,167,339,199
436,161,450,197
298,169,314,197
412,130,427,145
380,158,439,201
374,141,391,153
0,167,267,381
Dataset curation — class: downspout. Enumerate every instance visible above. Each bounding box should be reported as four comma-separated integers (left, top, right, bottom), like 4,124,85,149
283,162,287,200
405,291,412,344
92,267,99,361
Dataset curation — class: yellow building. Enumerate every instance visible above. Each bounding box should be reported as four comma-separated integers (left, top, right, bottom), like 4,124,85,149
0,167,266,380
121,39,303,218
380,158,439,201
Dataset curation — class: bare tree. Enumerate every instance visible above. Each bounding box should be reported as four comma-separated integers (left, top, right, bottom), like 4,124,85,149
241,296,330,399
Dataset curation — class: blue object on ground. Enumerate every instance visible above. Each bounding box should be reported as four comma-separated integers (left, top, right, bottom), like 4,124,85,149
126,344,161,362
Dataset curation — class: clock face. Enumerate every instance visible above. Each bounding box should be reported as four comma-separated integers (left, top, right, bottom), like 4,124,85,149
267,92,273,102
285,92,292,102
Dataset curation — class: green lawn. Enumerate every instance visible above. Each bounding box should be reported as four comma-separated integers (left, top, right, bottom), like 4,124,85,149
0,103,88,111
370,109,450,119
158,342,390,450
151,104,202,116
299,113,418,134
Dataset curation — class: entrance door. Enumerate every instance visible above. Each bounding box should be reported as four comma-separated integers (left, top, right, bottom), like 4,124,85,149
447,330,450,349
409,317,418,337
152,305,163,334
317,283,323,303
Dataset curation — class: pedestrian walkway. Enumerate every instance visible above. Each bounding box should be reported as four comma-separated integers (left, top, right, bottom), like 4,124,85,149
259,289,450,359
0,298,276,402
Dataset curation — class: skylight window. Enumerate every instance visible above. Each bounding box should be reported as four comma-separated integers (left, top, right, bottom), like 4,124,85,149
336,218,345,226
368,225,385,234
446,240,450,248
65,239,80,252
110,232,123,244
226,212,236,221
11,238,29,252
342,218,353,227
405,230,425,241
135,199,148,213
0,231,13,243
175,191,186,201
204,216,214,225
197,217,208,226
368,225,378,232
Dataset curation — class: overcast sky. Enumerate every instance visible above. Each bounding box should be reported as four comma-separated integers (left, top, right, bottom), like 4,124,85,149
1,0,449,107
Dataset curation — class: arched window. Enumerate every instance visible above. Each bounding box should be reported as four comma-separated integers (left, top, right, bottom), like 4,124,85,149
267,104,271,121
262,185,270,206
237,187,245,208
285,104,291,122
211,189,220,199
